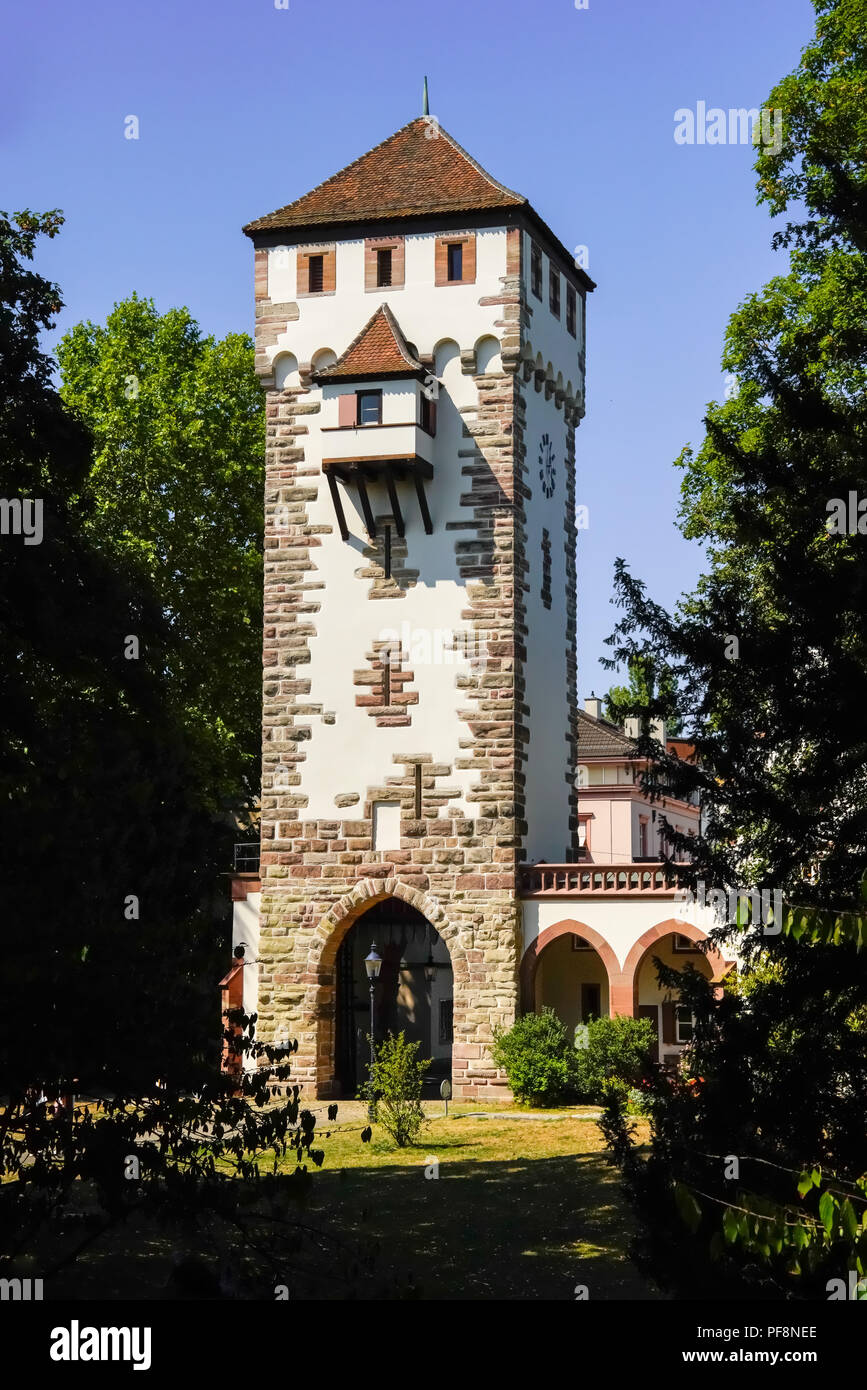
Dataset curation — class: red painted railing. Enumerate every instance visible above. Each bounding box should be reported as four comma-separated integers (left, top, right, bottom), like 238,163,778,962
518,862,688,896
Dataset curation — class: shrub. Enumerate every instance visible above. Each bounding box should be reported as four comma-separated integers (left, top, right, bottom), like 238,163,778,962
598,1078,638,1165
368,1031,431,1147
491,1008,577,1107
573,1015,656,1102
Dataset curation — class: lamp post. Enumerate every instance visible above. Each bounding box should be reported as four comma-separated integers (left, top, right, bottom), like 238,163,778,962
364,944,382,1123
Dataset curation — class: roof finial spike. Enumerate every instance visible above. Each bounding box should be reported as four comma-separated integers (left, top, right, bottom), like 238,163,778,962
422,75,429,117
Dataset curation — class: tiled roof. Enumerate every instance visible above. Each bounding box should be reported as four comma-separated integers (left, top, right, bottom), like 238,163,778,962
244,118,525,234
577,708,638,758
313,304,423,380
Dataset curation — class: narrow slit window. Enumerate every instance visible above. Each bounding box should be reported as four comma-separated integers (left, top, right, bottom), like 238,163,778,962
541,528,552,609
530,243,542,299
414,764,422,818
566,285,577,337
446,242,463,282
376,247,393,287
549,265,560,317
308,254,324,293
382,648,392,707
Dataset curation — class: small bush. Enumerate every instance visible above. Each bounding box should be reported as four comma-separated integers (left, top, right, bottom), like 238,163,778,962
491,1008,577,1107
573,1015,656,1102
367,1031,431,1147
598,1078,638,1166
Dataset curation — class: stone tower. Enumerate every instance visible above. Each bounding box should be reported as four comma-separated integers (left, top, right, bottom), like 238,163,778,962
243,117,591,1098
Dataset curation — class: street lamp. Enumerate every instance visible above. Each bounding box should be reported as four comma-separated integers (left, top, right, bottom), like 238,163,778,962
424,949,436,985
364,944,382,1122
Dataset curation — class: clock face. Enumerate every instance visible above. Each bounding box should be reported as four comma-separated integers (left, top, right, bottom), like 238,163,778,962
539,433,556,499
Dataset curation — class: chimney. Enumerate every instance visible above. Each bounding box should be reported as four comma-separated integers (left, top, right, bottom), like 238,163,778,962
650,717,666,746
584,694,603,720
624,716,641,740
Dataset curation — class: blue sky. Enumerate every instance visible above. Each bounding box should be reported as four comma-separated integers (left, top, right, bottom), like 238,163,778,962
4,0,816,695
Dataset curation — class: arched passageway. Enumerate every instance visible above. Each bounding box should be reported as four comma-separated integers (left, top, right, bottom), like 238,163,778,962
520,920,619,1037
334,897,453,1096
623,920,732,1063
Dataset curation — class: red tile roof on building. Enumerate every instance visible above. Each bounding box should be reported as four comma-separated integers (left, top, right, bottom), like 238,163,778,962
242,118,595,290
244,118,525,233
578,709,698,765
314,303,423,380
577,708,638,758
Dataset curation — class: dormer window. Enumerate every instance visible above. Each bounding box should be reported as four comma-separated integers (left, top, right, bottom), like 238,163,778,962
356,390,382,425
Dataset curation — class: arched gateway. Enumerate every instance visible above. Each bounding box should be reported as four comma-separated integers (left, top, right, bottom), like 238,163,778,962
334,897,453,1095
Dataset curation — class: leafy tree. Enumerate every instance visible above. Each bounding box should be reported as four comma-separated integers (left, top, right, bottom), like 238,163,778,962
0,216,378,1299
57,294,264,816
368,1031,430,1147
602,0,867,1296
604,655,683,736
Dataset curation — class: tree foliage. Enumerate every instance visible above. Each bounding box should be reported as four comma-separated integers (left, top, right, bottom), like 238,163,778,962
57,294,264,814
601,0,867,1295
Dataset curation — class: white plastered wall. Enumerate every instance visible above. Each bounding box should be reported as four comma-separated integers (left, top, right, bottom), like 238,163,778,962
522,382,572,860
266,229,510,825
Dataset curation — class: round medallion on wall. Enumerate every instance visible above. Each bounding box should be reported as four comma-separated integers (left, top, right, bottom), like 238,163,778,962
539,433,556,499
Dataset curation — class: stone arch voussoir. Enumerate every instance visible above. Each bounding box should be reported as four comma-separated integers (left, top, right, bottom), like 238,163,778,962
623,917,735,1016
520,918,619,1014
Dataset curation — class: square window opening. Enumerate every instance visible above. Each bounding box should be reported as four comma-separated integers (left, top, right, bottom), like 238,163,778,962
357,390,382,426
675,1007,695,1044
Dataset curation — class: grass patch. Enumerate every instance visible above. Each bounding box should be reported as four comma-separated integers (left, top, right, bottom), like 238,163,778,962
6,1102,660,1300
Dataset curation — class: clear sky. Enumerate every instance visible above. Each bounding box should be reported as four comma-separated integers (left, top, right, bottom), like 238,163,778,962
4,0,816,696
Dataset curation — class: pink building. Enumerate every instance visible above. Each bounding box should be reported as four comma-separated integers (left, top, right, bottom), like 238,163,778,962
519,699,733,1065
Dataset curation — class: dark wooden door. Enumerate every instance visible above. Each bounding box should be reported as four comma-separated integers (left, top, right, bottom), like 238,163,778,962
581,983,602,1021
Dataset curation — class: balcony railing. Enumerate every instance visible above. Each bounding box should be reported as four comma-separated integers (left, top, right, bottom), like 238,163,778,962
518,862,687,896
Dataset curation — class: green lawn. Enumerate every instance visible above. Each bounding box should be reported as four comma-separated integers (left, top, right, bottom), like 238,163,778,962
264,1100,661,1300
14,1101,660,1301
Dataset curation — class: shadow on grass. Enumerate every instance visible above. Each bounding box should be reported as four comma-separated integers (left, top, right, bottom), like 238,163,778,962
6,1150,659,1302
298,1149,660,1300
